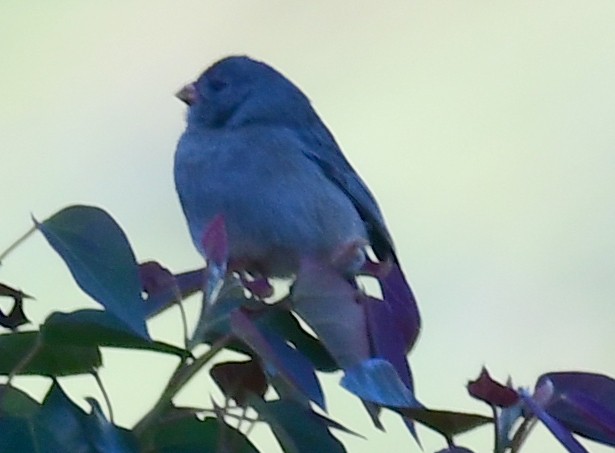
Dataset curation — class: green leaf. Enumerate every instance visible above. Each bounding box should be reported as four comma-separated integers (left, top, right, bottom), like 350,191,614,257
154,414,259,453
0,331,101,376
41,310,188,358
0,385,40,418
253,399,346,453
394,407,492,438
37,205,148,339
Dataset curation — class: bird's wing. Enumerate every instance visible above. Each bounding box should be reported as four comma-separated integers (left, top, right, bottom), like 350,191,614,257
297,122,395,260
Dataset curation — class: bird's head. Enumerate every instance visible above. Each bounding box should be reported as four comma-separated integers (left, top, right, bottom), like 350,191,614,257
177,55,315,130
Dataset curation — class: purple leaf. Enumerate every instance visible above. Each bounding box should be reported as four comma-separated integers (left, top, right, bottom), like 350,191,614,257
210,359,268,406
520,388,589,453
538,372,615,447
363,295,416,395
143,266,204,318
200,213,228,268
231,310,325,410
377,261,421,353
467,367,519,408
200,214,229,305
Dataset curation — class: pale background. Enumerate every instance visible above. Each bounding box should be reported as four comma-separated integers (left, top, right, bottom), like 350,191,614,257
2,2,615,452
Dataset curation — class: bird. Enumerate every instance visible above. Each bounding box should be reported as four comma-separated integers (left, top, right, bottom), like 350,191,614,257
173,55,420,358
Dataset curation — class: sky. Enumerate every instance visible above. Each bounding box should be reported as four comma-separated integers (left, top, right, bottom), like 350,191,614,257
2,2,615,452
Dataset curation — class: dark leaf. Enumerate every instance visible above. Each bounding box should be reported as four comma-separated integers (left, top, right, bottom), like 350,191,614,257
435,447,476,453
143,266,205,318
190,281,254,349
0,296,29,331
395,407,492,438
0,331,101,376
34,383,138,453
153,413,259,453
231,310,325,410
292,258,369,369
84,398,139,453
0,282,32,301
41,310,188,357
36,205,148,339
252,399,346,453
259,307,338,372
139,261,177,296
467,367,519,407
0,385,40,418
520,388,588,453
0,415,65,453
240,275,274,299
363,295,415,395
342,360,490,437
210,359,268,406
0,282,32,331
537,372,615,447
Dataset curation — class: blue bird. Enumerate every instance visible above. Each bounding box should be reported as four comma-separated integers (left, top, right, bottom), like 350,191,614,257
174,56,420,360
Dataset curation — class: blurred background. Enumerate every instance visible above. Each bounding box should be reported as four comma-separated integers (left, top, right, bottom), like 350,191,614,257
2,1,615,451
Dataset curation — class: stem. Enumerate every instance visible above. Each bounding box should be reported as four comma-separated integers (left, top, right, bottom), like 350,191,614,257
133,334,232,437
492,405,501,453
0,225,36,265
171,282,190,351
510,416,538,453
92,370,114,423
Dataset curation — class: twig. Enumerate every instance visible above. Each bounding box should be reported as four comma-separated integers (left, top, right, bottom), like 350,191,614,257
0,225,36,265
133,334,232,437
92,370,114,423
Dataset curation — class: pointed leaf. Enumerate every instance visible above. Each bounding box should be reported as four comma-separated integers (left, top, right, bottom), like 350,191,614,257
435,447,476,453
520,388,588,453
0,331,101,376
395,407,492,438
42,310,188,357
36,206,148,338
259,307,338,372
252,399,346,453
231,310,325,410
85,398,139,453
0,385,40,418
537,372,615,447
210,359,268,406
153,414,259,453
341,358,420,408
377,262,421,352
143,266,205,318
467,367,519,407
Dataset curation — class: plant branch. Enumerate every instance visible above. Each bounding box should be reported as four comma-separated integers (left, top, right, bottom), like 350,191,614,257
0,225,36,265
133,333,232,437
92,370,114,423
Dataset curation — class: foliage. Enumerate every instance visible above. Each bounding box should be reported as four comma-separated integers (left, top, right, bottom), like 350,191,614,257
1,205,614,452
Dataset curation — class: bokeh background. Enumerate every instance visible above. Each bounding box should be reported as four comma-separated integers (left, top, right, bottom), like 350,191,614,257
2,2,615,451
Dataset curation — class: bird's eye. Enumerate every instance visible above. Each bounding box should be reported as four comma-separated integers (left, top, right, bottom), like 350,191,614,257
208,76,228,92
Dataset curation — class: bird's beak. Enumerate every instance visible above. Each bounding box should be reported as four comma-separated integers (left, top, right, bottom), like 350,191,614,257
176,83,197,105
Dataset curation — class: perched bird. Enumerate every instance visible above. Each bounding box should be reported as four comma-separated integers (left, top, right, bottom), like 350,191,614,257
174,56,419,353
